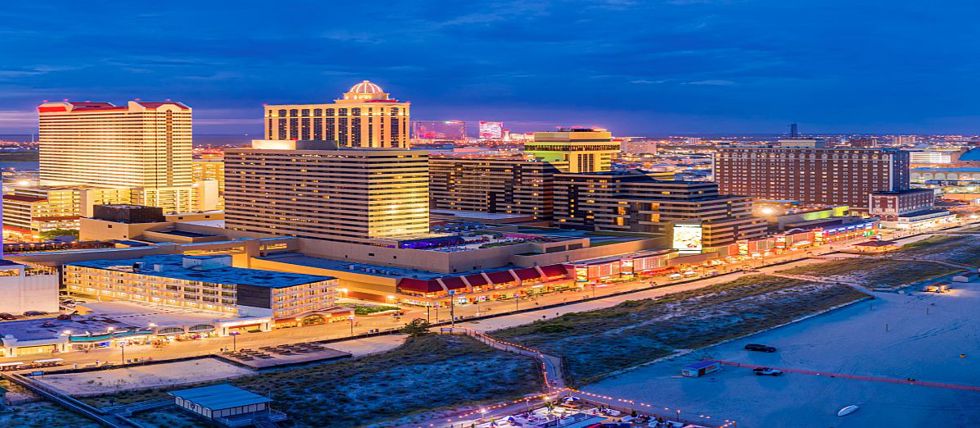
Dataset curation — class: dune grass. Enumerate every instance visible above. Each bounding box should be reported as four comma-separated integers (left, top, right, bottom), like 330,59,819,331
494,275,867,386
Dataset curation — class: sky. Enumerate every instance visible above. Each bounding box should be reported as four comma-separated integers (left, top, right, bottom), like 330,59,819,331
2,1,980,136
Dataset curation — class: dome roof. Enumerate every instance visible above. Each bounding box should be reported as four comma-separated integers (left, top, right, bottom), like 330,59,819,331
349,80,384,94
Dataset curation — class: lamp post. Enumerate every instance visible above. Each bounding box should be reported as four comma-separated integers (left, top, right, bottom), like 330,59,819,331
230,331,240,352
347,315,355,337
120,341,126,365
448,290,456,329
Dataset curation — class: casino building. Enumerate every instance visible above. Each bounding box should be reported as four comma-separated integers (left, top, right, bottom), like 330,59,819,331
264,80,410,148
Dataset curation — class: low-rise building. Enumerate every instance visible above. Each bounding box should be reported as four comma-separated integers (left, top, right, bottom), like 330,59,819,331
170,384,287,427
64,254,342,324
0,261,59,316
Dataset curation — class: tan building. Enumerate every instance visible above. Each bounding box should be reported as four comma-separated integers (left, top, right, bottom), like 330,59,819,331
2,186,133,240
224,140,429,244
264,80,410,148
525,128,621,173
24,100,198,227
554,171,767,247
429,154,566,221
2,184,208,242
38,100,193,189
64,254,339,321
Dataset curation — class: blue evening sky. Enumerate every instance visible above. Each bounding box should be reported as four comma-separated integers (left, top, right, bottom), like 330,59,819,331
1,1,979,136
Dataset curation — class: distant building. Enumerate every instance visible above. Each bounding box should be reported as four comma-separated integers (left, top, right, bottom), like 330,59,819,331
429,155,565,221
479,121,504,140
412,120,466,143
525,128,621,173
714,146,910,209
554,171,767,247
224,140,430,244
869,189,936,221
893,135,918,145
264,80,410,148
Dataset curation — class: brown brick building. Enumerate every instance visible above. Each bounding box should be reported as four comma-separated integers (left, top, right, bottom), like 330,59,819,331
714,146,910,209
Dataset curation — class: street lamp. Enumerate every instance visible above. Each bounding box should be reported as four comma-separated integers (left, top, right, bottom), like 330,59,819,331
229,331,240,352
120,341,127,365
347,315,355,337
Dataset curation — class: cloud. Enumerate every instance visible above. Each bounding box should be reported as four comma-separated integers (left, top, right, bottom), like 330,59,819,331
684,79,736,86
630,79,668,85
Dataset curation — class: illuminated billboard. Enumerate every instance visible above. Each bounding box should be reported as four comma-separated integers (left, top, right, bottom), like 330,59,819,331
479,121,503,140
672,223,703,253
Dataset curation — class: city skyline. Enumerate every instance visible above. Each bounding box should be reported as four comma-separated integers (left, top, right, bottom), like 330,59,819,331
3,2,980,136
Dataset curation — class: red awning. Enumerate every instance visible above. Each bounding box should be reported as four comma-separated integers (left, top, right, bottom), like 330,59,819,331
486,271,517,284
398,278,442,293
539,264,569,278
440,276,467,290
514,268,541,281
464,274,488,287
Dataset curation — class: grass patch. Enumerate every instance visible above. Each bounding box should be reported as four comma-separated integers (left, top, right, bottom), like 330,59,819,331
352,304,400,315
898,235,980,266
494,275,866,386
0,401,99,428
85,335,542,428
131,408,209,428
779,259,957,287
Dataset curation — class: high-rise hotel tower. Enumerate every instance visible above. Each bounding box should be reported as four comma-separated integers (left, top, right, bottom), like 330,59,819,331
224,140,429,244
37,100,193,189
264,81,410,148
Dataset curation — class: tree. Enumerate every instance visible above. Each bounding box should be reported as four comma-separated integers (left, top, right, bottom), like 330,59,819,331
40,228,79,241
400,318,432,336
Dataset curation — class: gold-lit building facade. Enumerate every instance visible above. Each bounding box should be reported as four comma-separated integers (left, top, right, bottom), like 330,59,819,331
38,100,193,188
264,81,410,148
525,128,621,173
224,140,429,244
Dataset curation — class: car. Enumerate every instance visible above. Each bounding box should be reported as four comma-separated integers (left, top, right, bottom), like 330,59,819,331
744,343,777,353
23,311,47,317
0,313,16,320
753,367,783,376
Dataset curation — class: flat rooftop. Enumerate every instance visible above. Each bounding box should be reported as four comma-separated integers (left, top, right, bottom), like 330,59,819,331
0,316,139,342
259,252,520,280
259,253,443,279
67,254,334,288
170,384,271,410
149,229,220,238
431,209,536,221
